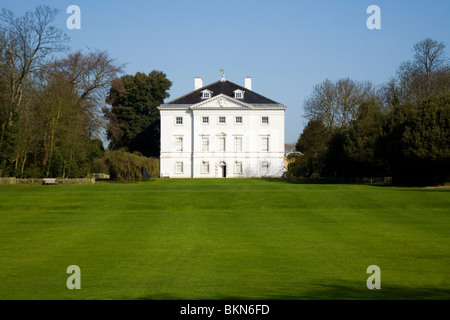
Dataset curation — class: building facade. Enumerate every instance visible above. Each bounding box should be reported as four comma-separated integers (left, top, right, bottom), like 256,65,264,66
158,75,286,178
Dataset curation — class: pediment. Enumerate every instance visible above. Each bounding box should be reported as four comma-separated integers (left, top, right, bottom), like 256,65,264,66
190,94,253,110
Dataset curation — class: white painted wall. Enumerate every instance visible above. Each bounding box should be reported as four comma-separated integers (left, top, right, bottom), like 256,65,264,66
159,96,285,178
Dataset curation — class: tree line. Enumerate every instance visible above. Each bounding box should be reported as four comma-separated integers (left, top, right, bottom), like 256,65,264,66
288,38,450,185
2,6,448,184
0,6,171,180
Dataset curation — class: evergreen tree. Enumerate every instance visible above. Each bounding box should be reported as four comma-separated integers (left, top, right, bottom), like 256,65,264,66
385,93,450,184
105,71,172,157
289,119,331,177
343,98,387,177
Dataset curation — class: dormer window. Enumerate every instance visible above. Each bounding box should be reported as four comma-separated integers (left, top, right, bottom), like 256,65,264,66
234,89,245,99
201,89,212,99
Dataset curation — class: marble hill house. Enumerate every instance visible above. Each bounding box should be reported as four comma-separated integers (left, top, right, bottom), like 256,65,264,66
157,75,286,178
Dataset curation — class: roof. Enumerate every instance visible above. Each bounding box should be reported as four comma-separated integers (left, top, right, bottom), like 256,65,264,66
166,80,280,105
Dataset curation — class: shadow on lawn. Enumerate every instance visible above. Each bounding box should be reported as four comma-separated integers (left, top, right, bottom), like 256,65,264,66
263,178,338,185
135,280,450,300
297,281,450,300
265,178,450,190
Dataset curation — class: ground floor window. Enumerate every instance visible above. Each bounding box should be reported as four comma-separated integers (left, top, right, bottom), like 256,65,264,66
175,161,183,173
261,161,269,175
235,161,243,174
202,161,210,173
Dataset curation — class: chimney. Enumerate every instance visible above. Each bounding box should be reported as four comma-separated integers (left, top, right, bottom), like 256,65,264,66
195,77,203,90
245,77,252,91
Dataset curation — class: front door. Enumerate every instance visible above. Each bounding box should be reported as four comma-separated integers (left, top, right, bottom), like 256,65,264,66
219,161,226,178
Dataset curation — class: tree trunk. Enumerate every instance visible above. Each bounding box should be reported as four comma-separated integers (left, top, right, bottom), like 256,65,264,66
20,154,27,178
45,106,61,177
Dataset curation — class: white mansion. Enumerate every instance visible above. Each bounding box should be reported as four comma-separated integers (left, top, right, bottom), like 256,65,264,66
158,75,286,178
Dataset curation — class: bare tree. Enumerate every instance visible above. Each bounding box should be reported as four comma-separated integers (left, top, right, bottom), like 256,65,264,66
0,5,69,173
391,38,450,103
304,78,376,129
0,5,69,110
304,79,336,128
413,38,447,77
46,50,123,131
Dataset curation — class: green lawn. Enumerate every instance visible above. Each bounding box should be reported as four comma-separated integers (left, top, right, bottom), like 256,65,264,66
0,179,449,300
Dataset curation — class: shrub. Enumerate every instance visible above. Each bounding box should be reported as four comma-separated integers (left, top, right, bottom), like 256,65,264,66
95,149,159,182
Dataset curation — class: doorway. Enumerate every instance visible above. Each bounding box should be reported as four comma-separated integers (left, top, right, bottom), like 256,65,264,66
219,161,226,178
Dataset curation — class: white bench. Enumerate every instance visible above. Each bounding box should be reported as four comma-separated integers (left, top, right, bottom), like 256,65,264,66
42,178,57,185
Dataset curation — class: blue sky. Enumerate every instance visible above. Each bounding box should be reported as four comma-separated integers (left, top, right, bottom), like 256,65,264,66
2,0,450,143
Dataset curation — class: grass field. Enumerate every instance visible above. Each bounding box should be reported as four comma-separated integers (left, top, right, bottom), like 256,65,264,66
0,179,449,300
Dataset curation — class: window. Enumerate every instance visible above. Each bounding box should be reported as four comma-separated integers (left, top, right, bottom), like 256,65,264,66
202,137,209,152
202,116,209,124
175,137,183,152
218,116,226,124
235,137,243,152
261,137,269,152
234,89,244,99
235,116,242,124
218,137,226,152
175,117,183,125
202,161,210,174
175,161,183,173
261,116,269,125
261,161,269,175
201,90,212,99
235,162,243,174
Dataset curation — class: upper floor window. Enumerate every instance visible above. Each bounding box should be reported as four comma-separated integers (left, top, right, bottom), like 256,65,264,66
218,116,226,124
261,116,269,125
218,137,226,152
175,137,183,152
234,89,245,99
175,117,183,125
261,137,269,152
202,116,209,124
235,137,243,152
201,89,212,99
202,137,209,152
235,116,242,124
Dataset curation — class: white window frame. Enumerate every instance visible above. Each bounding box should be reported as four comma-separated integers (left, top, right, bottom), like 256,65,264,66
235,116,243,124
202,136,209,152
235,161,243,174
218,137,226,152
261,116,269,125
261,161,269,175
234,89,245,99
202,116,209,124
175,116,183,125
261,136,269,152
175,137,183,152
201,90,212,99
235,137,243,152
218,116,226,124
175,161,183,174
201,161,210,174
